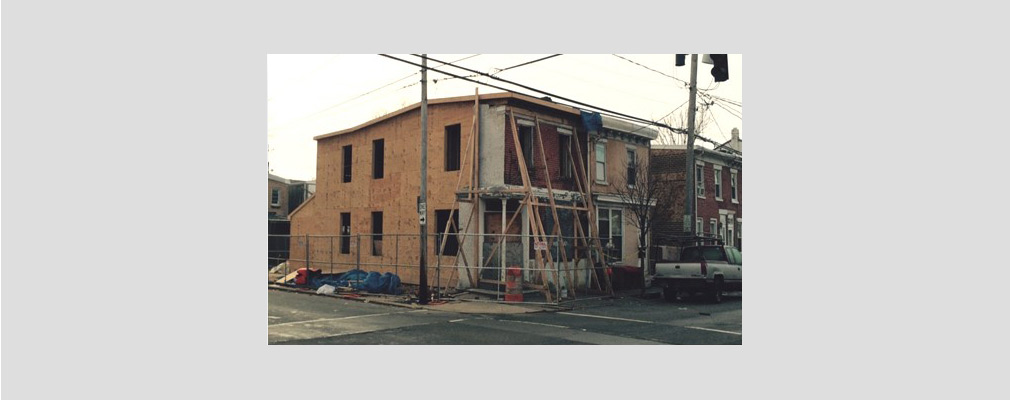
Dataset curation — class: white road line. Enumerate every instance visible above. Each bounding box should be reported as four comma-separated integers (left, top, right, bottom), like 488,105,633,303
269,310,424,327
685,326,742,335
268,316,280,319
558,312,654,324
449,319,466,323
497,319,569,329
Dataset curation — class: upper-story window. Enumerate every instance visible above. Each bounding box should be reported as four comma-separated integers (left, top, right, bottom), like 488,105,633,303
517,123,535,177
445,124,461,171
342,145,352,183
373,139,385,179
559,128,573,179
714,167,723,200
696,164,705,198
626,148,637,186
595,141,607,183
271,188,280,206
731,170,738,202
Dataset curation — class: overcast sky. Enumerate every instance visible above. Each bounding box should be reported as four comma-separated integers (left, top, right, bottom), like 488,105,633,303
267,54,743,181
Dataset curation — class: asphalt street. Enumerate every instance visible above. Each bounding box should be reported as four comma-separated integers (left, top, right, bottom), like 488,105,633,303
268,289,742,345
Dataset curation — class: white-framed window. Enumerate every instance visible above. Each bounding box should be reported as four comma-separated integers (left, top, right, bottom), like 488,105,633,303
710,219,717,237
726,217,735,248
714,167,723,200
696,164,705,198
271,188,280,206
598,208,623,261
696,217,703,236
595,141,607,183
731,170,738,203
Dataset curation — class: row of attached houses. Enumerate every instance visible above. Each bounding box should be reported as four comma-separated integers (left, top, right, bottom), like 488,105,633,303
288,93,659,288
650,128,742,252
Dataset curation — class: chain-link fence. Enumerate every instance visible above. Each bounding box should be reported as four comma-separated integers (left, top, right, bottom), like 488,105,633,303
268,232,619,305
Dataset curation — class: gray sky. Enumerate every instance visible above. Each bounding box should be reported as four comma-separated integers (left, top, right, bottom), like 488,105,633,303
267,54,743,181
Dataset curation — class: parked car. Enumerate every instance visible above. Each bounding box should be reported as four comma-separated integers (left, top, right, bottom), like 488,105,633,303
653,245,742,302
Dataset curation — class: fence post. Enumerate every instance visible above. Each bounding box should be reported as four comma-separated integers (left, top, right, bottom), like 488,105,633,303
436,234,441,300
305,234,310,271
356,234,361,271
330,236,334,275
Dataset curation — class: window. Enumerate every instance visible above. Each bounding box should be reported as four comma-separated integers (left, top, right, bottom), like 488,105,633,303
598,208,623,262
696,164,705,197
696,218,703,236
517,124,534,176
626,149,636,185
445,124,461,171
559,132,573,179
595,141,607,182
372,139,384,179
726,220,734,248
710,219,717,237
340,213,351,254
371,212,383,256
731,171,738,202
342,145,352,183
680,246,728,262
270,188,280,206
435,210,459,255
714,167,722,199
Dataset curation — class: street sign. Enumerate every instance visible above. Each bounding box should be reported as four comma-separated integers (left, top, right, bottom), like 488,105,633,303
418,197,427,225
534,241,547,251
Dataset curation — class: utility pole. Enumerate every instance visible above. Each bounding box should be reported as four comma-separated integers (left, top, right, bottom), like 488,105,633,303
418,54,430,304
684,54,699,238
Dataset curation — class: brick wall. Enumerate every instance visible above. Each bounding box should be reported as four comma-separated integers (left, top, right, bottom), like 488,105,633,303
268,179,288,218
502,110,579,192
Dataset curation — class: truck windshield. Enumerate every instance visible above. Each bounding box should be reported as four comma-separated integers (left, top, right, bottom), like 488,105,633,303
680,246,727,262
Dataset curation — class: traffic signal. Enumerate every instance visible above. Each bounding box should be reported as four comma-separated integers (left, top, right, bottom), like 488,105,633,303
675,54,686,66
709,54,728,82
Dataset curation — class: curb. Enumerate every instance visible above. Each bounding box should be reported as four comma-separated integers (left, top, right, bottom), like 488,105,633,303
269,284,423,310
269,284,562,313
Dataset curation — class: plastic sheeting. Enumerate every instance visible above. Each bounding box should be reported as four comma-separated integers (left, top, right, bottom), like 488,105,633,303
301,270,402,295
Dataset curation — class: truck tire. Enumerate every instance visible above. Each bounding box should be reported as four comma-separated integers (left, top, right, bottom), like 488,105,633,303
710,278,723,303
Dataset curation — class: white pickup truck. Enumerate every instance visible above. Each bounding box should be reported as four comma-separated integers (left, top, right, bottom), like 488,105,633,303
653,245,742,303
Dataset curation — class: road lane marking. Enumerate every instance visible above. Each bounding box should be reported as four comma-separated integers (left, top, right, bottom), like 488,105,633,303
558,312,653,324
497,319,568,329
449,319,466,323
685,326,742,335
268,316,280,319
269,310,425,327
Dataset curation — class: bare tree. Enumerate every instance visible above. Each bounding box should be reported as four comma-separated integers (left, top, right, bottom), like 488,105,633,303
613,154,673,296
653,104,711,146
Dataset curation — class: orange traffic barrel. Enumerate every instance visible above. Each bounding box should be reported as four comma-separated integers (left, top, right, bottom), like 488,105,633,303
504,266,523,302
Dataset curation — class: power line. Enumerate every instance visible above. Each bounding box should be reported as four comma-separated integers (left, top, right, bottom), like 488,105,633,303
268,54,481,133
397,54,726,145
709,98,743,120
493,54,562,74
611,54,690,87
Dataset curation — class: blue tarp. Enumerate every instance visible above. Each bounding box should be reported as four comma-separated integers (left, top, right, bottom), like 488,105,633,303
304,270,402,295
581,110,602,132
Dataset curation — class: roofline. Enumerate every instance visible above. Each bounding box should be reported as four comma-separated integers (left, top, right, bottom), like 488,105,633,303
268,173,289,184
313,92,581,141
288,193,315,218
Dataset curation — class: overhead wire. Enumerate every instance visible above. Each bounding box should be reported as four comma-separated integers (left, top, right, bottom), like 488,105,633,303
394,54,727,146
268,54,481,133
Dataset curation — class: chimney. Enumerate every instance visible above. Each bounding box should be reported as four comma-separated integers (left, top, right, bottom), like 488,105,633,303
731,128,741,151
